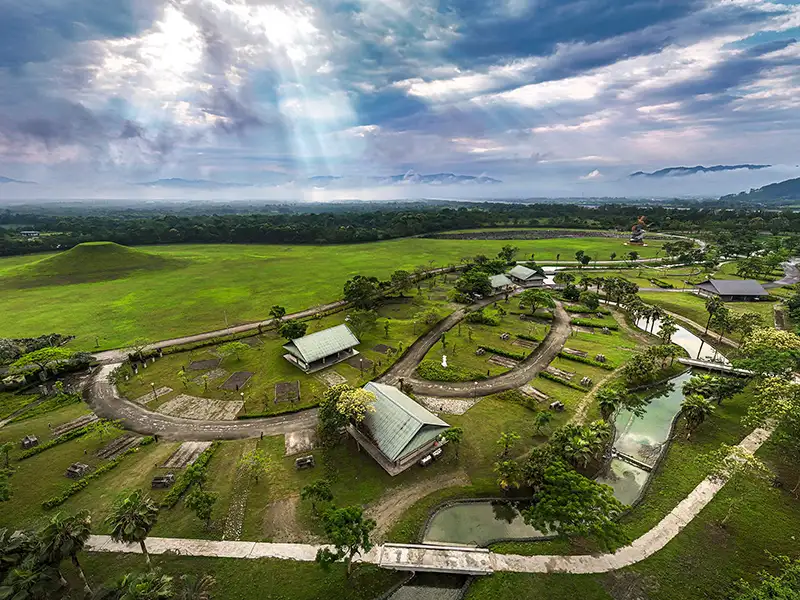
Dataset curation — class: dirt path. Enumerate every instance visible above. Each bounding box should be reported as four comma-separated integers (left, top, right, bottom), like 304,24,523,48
366,471,471,542
262,496,313,543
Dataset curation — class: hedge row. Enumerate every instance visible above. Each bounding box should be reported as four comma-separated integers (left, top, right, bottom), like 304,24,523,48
558,352,615,371
18,424,94,460
564,305,611,315
478,345,527,361
510,310,554,321
42,437,154,509
161,442,220,508
10,393,81,424
539,371,590,391
416,361,487,383
516,333,539,343
237,404,314,419
570,318,620,330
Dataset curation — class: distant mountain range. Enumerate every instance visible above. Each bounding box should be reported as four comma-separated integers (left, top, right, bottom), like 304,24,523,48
309,172,502,188
137,178,253,189
0,175,36,184
630,164,771,178
721,176,800,204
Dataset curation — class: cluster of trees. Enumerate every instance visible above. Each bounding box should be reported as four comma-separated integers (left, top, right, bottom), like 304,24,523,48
0,495,214,599
0,335,74,366
6,202,800,257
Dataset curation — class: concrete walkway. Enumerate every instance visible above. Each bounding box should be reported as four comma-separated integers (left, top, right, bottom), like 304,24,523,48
85,424,773,573
379,298,571,398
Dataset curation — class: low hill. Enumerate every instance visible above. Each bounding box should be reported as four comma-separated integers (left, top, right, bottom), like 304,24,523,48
720,176,800,204
0,242,183,288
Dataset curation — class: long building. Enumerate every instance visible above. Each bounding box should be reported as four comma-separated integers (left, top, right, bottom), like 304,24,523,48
282,323,360,373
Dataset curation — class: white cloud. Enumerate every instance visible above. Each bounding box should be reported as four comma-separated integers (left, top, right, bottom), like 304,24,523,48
580,169,602,180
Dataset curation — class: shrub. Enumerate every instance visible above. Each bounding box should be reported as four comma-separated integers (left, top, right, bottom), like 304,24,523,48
539,371,590,391
570,318,619,330
416,361,487,382
649,278,674,289
516,333,539,343
18,424,94,460
465,309,500,326
479,346,527,361
497,389,538,411
41,437,154,509
161,442,219,508
558,352,615,370
564,305,611,315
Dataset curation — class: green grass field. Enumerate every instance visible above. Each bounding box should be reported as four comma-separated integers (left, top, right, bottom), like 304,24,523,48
0,236,666,350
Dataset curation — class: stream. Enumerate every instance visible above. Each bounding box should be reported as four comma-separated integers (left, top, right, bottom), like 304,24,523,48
422,315,724,546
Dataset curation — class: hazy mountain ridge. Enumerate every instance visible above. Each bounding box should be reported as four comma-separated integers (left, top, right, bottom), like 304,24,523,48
721,176,800,203
0,175,36,184
630,164,771,178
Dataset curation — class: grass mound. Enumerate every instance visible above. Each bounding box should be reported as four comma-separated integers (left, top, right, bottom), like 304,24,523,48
0,242,183,287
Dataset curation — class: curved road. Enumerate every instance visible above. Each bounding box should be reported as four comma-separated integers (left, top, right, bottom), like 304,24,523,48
380,301,571,397
86,364,317,441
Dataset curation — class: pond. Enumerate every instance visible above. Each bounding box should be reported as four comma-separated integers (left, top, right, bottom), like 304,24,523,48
422,309,723,546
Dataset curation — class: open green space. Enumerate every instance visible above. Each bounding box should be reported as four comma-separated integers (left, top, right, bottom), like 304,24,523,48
0,235,666,350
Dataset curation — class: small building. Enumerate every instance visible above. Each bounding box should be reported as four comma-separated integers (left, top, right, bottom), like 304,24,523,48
282,323,360,373
489,273,514,294
20,230,40,238
694,279,768,302
508,265,545,287
348,382,450,476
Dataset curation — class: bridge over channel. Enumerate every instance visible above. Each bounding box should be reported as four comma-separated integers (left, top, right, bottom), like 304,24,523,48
378,544,494,575
677,357,753,377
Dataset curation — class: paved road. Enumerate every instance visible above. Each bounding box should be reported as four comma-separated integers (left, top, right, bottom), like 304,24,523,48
86,364,318,441
380,300,571,398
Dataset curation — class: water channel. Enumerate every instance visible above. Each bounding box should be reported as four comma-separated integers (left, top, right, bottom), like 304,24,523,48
423,315,725,546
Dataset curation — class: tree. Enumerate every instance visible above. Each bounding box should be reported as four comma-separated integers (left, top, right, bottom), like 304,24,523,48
317,384,352,444
217,341,249,361
609,252,617,261
315,506,376,577
98,569,175,600
441,427,464,458
681,394,715,439
10,347,75,377
455,268,492,297
390,270,413,297
0,472,10,503
345,309,378,338
335,388,377,423
552,272,574,286
183,463,207,492
550,422,611,469
523,459,627,548
498,244,519,262
696,295,724,357
683,374,744,406
37,510,93,596
574,250,585,267
237,449,271,484
0,442,11,469
300,480,333,515
732,555,800,600
185,489,217,529
106,490,159,565
494,460,522,491
343,275,381,309
736,327,800,377
532,411,552,436
128,338,151,362
657,314,678,345
579,291,600,310
414,308,442,329
269,305,287,322
90,419,123,443
496,431,521,458
518,289,555,315
278,319,308,341
596,386,625,420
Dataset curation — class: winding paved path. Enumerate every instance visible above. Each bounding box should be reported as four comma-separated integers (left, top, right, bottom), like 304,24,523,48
85,424,773,574
86,364,317,441
380,300,571,397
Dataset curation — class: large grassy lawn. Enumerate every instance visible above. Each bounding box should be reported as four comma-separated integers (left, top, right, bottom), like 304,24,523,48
0,236,665,350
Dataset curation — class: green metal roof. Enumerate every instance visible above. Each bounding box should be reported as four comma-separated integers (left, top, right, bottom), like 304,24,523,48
282,324,360,363
508,265,544,280
489,274,513,289
362,382,449,462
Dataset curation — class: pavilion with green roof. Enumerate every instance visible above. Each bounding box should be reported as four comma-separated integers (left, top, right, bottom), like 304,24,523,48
282,323,360,373
348,381,450,475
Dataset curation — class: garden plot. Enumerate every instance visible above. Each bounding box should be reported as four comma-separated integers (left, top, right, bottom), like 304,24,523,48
131,387,172,405
546,366,575,380
52,414,98,437
242,337,262,347
520,384,549,402
191,368,227,385
220,371,253,391
96,434,143,460
488,355,519,368
188,358,221,371
316,371,347,387
572,325,596,334
284,429,317,456
417,396,479,415
157,394,243,421
563,347,588,358
161,441,213,469
513,339,537,350
274,381,300,404
372,344,396,354
345,355,373,370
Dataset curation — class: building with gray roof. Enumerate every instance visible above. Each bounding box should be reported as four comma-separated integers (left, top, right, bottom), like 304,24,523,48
347,381,450,475
282,323,360,373
694,279,768,302
508,264,545,286
489,273,514,293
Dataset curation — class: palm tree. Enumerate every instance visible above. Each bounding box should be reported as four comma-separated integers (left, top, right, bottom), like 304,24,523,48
38,510,93,595
106,490,159,565
596,387,623,420
681,394,715,439
697,296,724,358
658,315,678,345
178,574,215,600
96,569,174,600
0,441,12,469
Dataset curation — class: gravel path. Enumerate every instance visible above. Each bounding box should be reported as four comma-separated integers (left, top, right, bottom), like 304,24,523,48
86,364,317,441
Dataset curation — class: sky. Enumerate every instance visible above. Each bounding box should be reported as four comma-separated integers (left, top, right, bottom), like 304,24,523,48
1,0,800,200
